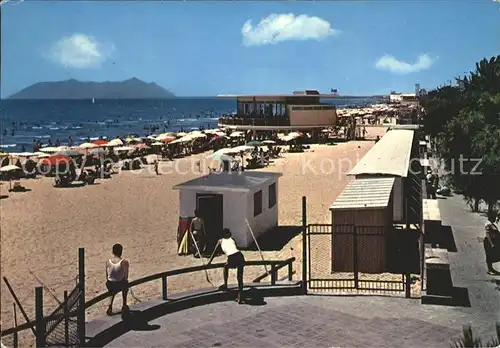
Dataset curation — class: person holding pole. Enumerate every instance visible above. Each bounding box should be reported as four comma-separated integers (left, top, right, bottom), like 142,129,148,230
207,228,245,304
190,209,206,256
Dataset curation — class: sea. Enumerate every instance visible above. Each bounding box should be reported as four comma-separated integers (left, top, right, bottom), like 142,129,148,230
0,97,383,152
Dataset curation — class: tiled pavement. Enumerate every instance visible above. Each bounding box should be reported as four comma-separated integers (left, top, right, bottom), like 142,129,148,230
98,194,499,347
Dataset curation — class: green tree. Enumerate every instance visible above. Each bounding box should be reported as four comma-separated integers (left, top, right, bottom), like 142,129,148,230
424,55,500,211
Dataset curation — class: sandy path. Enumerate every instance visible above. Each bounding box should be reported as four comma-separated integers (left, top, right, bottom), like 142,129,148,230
0,128,386,336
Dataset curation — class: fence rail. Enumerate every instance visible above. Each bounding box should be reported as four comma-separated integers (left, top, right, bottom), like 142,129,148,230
1,257,296,341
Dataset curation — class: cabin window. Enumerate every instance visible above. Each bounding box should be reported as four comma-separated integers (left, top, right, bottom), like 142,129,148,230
254,190,263,216
268,183,276,208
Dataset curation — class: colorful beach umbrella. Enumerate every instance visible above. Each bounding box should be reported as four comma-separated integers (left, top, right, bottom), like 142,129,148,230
107,139,124,147
92,139,108,146
40,155,72,166
79,142,97,149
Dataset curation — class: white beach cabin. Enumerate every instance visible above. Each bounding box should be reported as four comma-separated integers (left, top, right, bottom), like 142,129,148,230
173,171,282,248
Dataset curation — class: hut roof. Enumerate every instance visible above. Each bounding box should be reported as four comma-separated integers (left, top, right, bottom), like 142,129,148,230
330,177,395,210
173,171,282,193
349,129,415,177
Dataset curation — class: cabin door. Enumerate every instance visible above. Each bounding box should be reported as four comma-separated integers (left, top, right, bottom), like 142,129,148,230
196,193,223,252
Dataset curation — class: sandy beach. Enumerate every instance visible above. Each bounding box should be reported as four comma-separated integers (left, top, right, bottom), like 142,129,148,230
0,127,387,333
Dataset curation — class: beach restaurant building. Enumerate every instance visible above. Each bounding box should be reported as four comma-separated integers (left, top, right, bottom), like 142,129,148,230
173,171,282,248
217,90,338,131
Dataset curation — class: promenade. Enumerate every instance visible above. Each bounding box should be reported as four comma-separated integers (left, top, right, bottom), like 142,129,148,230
86,194,500,347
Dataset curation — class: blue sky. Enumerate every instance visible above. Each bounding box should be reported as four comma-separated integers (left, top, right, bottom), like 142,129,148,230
2,1,499,98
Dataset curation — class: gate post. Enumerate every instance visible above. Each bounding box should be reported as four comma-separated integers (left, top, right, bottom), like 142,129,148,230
78,248,86,346
35,286,45,348
353,226,359,289
301,196,307,295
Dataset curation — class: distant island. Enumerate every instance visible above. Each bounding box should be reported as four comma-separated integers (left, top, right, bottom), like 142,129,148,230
8,77,176,99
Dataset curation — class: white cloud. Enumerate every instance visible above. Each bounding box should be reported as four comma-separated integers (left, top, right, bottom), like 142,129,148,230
374,54,436,74
47,33,114,68
241,13,338,46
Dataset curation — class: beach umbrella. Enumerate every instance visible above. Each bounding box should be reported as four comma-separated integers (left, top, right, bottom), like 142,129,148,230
114,146,134,152
92,139,108,146
0,165,22,172
88,148,106,156
39,147,59,153
0,165,23,191
12,152,36,157
288,132,302,138
107,139,124,147
151,142,164,146
33,152,50,158
230,131,244,138
79,142,97,149
56,150,83,157
176,132,187,137
0,152,8,157
262,140,276,144
161,137,175,144
227,145,253,154
39,155,72,166
134,143,150,150
246,140,263,147
206,148,234,160
190,133,207,139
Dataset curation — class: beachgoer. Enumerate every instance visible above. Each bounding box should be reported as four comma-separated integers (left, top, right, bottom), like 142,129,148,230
375,135,380,143
426,170,436,199
208,228,245,303
105,244,130,315
154,160,159,175
190,210,206,255
484,211,500,275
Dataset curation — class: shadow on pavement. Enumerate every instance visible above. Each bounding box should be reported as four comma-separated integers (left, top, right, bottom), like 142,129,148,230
122,310,161,331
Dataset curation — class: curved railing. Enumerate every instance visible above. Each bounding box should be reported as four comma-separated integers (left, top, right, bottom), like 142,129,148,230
1,258,296,338
219,117,291,127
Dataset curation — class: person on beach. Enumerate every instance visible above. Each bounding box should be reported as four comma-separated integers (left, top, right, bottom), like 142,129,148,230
207,228,245,304
190,210,206,255
105,243,130,315
154,160,159,175
485,211,500,275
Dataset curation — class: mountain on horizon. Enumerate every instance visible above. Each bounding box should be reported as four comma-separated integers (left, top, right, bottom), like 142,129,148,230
8,78,176,99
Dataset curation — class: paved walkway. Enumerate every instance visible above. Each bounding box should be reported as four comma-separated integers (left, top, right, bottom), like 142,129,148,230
92,194,500,347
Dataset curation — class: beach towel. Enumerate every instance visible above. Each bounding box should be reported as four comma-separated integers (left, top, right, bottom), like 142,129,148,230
177,217,195,255
178,230,190,255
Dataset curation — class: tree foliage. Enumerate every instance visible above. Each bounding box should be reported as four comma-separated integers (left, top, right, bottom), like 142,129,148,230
422,55,500,211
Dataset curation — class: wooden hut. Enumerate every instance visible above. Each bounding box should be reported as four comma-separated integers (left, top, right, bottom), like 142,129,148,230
330,177,395,273
348,129,419,224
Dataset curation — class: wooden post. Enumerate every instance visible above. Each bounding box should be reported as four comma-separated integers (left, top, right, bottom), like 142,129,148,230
35,286,45,348
13,303,18,348
270,265,276,285
353,226,359,289
405,200,412,298
162,276,168,301
301,196,307,295
64,291,69,347
77,248,85,346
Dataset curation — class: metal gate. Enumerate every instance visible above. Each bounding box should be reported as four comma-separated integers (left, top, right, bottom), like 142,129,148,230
43,285,83,347
307,223,411,295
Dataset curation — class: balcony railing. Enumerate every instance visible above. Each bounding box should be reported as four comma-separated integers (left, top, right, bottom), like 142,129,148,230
219,117,291,127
